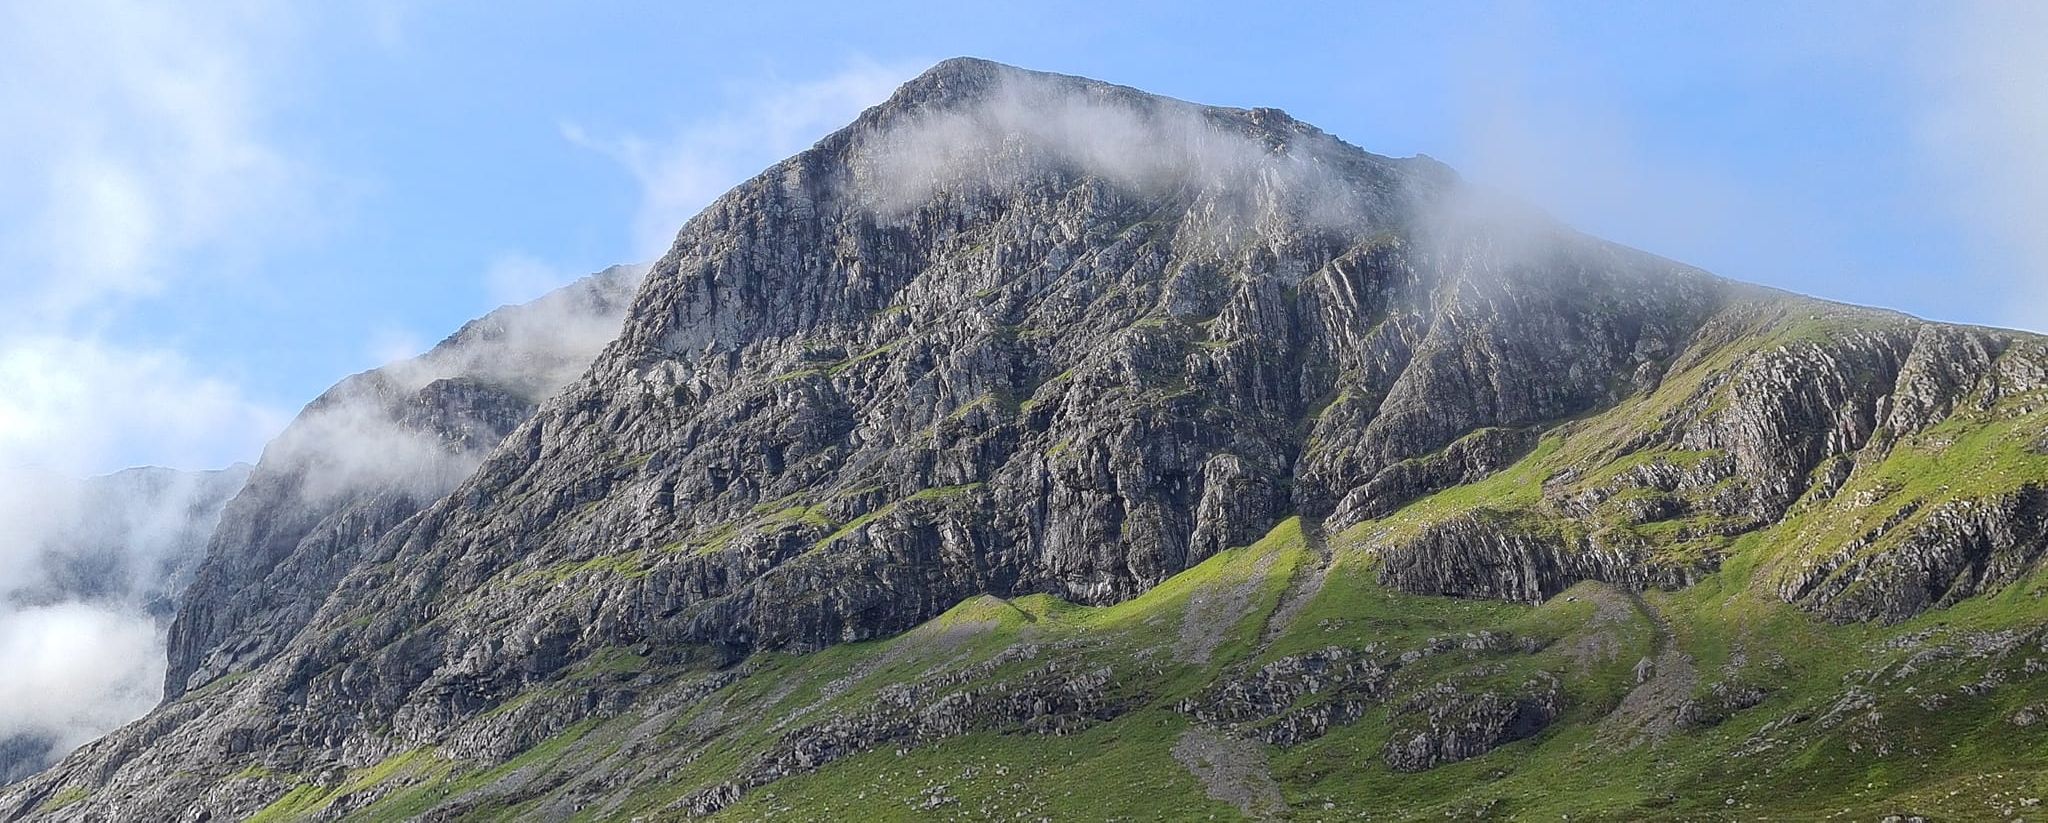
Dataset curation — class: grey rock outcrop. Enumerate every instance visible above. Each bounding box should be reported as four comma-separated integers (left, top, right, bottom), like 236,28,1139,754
1382,673,1562,772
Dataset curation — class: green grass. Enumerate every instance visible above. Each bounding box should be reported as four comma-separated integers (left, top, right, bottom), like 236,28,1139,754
309,500,2048,821
1362,436,1562,541
246,749,444,823
231,763,276,780
579,646,649,676
37,787,87,814
826,339,905,376
515,551,653,584
713,712,1229,821
813,484,986,550
180,669,251,701
265,323,2048,820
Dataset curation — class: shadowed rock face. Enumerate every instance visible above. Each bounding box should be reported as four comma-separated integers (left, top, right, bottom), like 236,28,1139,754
6,58,2048,819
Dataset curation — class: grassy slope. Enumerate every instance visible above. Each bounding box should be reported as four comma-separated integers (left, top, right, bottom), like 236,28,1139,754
285,514,2043,821
244,309,2048,822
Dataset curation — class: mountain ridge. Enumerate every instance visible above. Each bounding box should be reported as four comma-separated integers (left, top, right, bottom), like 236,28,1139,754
5,58,2046,821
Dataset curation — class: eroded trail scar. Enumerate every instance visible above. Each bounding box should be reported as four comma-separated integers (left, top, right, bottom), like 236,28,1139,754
1177,547,1281,665
1600,589,1699,747
1258,519,1331,649
1564,583,1637,667
1172,727,1286,818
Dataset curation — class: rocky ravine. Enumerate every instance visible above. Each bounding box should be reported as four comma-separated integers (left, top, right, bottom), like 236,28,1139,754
4,58,2048,820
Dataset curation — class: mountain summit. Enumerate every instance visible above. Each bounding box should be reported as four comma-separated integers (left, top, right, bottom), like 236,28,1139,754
7,59,2047,821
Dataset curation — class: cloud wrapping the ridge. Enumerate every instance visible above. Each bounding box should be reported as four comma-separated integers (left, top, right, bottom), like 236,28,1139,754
282,265,645,505
564,59,917,257
849,67,1417,250
860,77,1270,207
266,398,481,505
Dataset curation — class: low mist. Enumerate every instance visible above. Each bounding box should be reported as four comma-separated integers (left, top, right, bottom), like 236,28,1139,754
0,464,247,781
854,66,1400,242
0,265,641,781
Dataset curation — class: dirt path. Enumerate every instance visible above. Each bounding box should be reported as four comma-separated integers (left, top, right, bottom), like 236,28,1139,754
1257,519,1331,649
1176,547,1281,665
1598,589,1699,747
1172,727,1286,818
770,616,996,733
1563,583,1637,667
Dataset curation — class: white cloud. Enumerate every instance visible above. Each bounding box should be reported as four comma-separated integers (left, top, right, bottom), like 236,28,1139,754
0,338,276,767
1914,1,2048,330
564,59,918,257
0,604,164,756
0,0,311,468
0,0,316,774
368,327,428,369
0,338,282,480
484,252,573,306
269,396,484,504
0,0,302,474
0,0,310,323
855,65,1386,241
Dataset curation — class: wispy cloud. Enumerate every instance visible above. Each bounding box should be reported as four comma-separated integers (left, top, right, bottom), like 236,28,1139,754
0,339,281,477
0,0,314,323
483,252,575,307
563,58,918,257
855,64,1396,241
0,0,308,477
0,0,314,774
1915,1,2048,330
1434,6,1837,292
0,603,164,759
287,264,644,504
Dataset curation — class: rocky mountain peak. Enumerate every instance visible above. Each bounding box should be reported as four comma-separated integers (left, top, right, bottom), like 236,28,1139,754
7,61,2048,821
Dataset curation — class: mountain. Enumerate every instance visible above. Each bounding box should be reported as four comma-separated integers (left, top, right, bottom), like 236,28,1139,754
5,58,2047,821
164,264,645,701
0,463,250,785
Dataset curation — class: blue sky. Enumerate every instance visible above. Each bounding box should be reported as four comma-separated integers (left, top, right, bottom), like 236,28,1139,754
2,1,2044,475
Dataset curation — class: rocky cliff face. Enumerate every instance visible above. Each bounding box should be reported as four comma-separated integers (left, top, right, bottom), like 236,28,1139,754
1361,299,2048,621
5,58,2047,820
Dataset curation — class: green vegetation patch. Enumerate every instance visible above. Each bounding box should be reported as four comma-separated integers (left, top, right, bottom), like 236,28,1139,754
37,787,88,814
